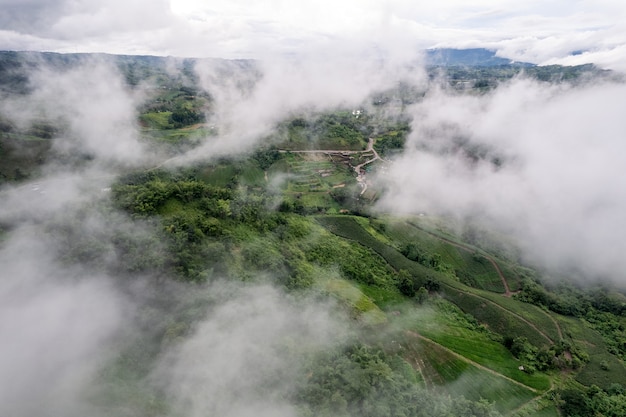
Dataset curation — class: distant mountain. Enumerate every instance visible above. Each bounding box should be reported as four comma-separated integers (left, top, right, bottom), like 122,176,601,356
425,48,534,67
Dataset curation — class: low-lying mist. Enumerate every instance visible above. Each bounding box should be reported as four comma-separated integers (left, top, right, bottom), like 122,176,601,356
376,77,626,284
0,226,127,417
187,47,425,159
0,57,146,166
1,47,625,416
153,284,345,417
0,56,353,416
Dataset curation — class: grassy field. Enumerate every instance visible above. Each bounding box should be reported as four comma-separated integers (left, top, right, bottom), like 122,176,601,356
444,368,538,413
198,164,237,187
280,154,353,192
479,292,563,343
516,404,560,417
319,215,561,349
559,315,626,389
239,163,265,187
140,111,172,129
442,285,554,347
319,277,387,325
400,327,540,413
404,216,525,289
316,215,437,287
400,300,552,392
298,193,338,210
358,284,405,308
385,220,507,292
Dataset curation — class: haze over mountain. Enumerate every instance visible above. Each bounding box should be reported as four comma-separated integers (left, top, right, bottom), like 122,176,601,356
1,0,626,70
425,48,533,67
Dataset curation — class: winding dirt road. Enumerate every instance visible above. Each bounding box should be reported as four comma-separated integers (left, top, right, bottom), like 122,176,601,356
406,221,564,341
407,221,513,296
406,331,541,394
279,138,386,195
353,138,385,195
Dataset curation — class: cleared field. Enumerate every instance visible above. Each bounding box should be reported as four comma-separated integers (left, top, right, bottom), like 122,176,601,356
198,164,237,187
319,215,560,349
385,220,507,293
401,333,538,413
140,111,172,129
358,284,406,308
559,316,626,390
478,292,563,343
317,277,387,325
281,157,352,195
497,263,523,291
405,335,470,385
525,406,560,417
444,368,538,413
404,301,552,392
239,163,265,186
442,286,554,347
316,215,436,287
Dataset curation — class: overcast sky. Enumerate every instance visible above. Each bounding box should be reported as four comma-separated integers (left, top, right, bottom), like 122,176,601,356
1,0,626,69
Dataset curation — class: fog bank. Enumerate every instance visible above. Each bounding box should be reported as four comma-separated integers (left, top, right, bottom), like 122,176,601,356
377,78,626,282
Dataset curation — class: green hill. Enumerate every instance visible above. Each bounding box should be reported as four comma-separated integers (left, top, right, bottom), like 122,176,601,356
1,51,625,416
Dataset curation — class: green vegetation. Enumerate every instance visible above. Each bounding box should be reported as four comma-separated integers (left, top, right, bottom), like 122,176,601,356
0,115,54,183
316,216,439,289
441,286,552,347
295,343,504,417
373,127,409,158
1,51,625,416
320,278,387,325
403,299,551,391
275,111,372,151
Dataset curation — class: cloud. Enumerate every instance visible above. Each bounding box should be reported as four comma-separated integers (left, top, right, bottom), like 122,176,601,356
0,226,128,417
150,283,344,417
0,57,147,166
0,55,164,414
376,77,626,282
181,46,425,160
1,0,624,71
31,61,146,164
0,51,357,416
0,0,173,38
0,163,348,415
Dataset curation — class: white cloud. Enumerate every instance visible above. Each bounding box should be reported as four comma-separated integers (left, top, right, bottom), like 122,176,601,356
176,43,425,160
377,78,626,282
0,227,127,416
152,283,344,417
21,59,146,164
0,0,623,69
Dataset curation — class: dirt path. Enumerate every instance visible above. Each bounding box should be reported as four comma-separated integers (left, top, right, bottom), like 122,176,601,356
407,330,558,415
406,221,564,342
278,149,363,155
507,377,559,417
406,331,541,394
353,138,384,195
548,313,564,340
407,221,513,296
279,138,386,195
440,282,555,345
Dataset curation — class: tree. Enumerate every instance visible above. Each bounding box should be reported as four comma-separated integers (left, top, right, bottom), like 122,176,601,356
415,287,429,304
397,269,416,297
168,105,203,128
